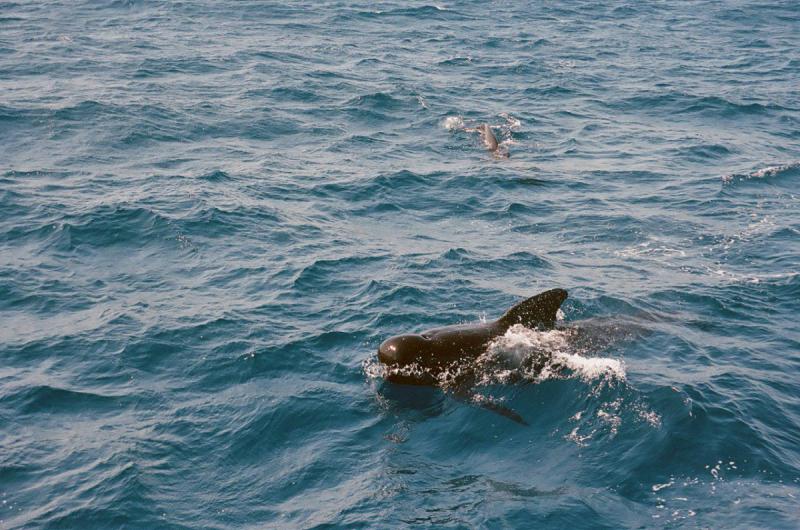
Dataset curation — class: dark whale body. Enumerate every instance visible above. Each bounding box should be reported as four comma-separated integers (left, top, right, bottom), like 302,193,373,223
378,289,568,386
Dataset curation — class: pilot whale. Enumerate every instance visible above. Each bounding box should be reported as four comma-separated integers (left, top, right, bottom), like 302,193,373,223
378,289,568,386
480,123,499,151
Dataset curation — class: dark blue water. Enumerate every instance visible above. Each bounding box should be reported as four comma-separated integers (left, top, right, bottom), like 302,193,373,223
2,0,800,528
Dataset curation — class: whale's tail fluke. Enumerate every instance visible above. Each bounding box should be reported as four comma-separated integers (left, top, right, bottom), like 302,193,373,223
497,289,568,330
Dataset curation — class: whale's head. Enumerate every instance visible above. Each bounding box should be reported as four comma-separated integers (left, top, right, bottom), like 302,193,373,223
377,334,441,385
377,334,431,368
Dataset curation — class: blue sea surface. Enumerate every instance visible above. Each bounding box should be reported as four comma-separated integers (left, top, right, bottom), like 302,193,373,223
2,0,800,528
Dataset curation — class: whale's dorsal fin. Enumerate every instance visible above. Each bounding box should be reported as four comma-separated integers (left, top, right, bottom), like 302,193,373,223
482,123,499,151
497,289,568,330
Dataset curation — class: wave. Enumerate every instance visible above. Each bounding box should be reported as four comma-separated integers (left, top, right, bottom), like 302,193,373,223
612,92,789,118
723,162,800,184
2,206,176,251
13,385,125,415
333,5,468,22
345,92,408,111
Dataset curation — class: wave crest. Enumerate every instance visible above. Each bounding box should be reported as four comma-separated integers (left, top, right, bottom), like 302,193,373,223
723,162,799,184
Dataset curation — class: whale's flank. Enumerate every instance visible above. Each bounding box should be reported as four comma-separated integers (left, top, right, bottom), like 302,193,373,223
376,289,569,386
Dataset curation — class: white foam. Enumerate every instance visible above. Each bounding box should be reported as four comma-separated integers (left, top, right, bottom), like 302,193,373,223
566,426,594,446
443,116,465,130
498,113,522,129
704,267,799,284
723,161,799,183
653,481,675,492
362,356,388,380
554,59,576,68
486,325,570,366
615,240,686,260
750,162,799,178
636,406,662,427
486,324,626,382
555,351,626,381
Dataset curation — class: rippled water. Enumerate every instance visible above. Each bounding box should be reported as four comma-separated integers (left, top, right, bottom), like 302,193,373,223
2,0,800,528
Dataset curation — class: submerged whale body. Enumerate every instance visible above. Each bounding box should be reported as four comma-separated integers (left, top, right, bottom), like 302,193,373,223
378,289,568,386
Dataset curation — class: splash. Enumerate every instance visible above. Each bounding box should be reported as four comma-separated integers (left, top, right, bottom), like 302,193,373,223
363,355,389,381
442,116,465,130
443,114,522,135
748,162,799,179
498,112,522,129
550,350,626,381
483,324,626,384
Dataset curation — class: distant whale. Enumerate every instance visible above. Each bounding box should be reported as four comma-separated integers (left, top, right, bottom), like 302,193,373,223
378,289,568,386
480,123,499,151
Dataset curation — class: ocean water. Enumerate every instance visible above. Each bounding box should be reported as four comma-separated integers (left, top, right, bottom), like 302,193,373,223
1,0,800,527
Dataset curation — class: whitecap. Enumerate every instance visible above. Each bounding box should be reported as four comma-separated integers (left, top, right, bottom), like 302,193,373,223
723,161,799,183
498,113,522,129
749,162,799,178
615,240,686,260
443,116,465,130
